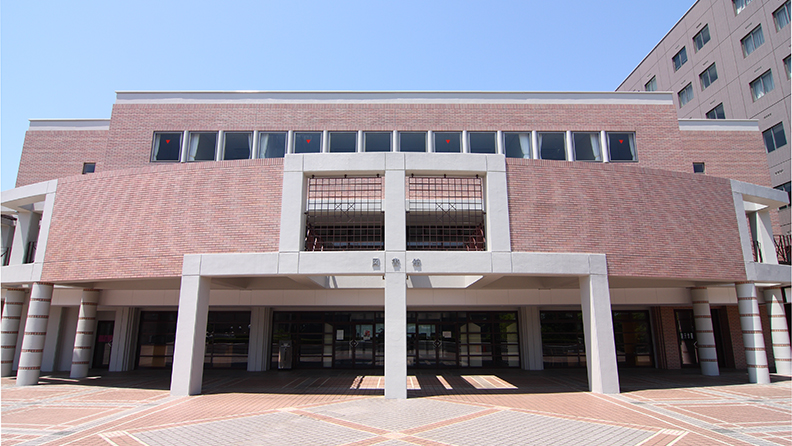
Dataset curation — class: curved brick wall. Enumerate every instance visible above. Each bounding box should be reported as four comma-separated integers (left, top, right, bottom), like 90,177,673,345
506,159,746,281
41,159,283,282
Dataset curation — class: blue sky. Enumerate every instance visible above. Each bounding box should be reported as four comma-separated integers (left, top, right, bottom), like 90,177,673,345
1,0,695,190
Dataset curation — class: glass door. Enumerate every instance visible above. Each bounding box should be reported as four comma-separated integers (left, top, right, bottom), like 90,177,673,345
415,323,458,367
333,323,376,368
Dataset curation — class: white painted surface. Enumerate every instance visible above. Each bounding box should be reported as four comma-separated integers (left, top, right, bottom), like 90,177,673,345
1,289,25,376
580,274,620,394
384,272,406,399
170,275,210,396
109,307,138,372
519,306,543,370
765,288,791,375
736,283,770,384
70,290,99,378
247,307,272,372
17,283,53,385
40,306,63,372
691,288,719,376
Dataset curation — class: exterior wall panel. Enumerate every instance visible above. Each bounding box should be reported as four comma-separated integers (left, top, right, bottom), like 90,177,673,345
17,130,108,188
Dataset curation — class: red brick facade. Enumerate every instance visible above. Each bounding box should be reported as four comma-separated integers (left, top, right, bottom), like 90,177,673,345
16,130,108,188
680,130,771,187
41,159,283,282
506,159,746,281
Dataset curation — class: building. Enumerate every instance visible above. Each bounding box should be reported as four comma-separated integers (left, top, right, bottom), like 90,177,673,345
617,0,791,234
1,91,790,400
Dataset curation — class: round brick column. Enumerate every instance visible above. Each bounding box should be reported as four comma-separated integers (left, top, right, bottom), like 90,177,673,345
735,282,770,384
70,289,99,379
17,283,53,386
1,289,26,377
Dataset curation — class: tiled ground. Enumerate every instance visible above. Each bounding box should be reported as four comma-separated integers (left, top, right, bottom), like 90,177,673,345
1,369,790,446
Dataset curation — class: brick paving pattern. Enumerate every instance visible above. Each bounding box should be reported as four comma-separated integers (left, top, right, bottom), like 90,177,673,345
1,369,790,446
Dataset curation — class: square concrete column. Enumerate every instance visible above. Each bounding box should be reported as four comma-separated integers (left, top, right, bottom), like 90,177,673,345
748,211,777,264
17,283,53,386
171,275,211,396
1,288,26,377
248,307,272,372
735,282,770,384
9,212,38,265
384,272,407,399
764,288,791,375
580,274,619,394
70,289,100,378
690,288,719,376
109,307,139,372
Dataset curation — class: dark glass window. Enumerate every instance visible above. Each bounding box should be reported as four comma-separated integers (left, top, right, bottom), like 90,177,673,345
364,132,391,152
693,162,705,173
672,47,688,71
433,132,461,153
538,132,566,160
693,25,710,51
205,311,251,369
504,132,531,158
678,83,694,107
750,70,774,101
699,64,718,90
468,132,496,154
257,132,287,158
294,132,322,153
572,132,602,161
607,132,637,161
763,123,787,153
137,311,178,368
152,132,181,161
223,132,252,160
399,132,427,152
741,25,764,57
82,163,96,174
775,182,791,209
188,132,218,161
706,103,725,119
644,76,657,92
329,132,357,153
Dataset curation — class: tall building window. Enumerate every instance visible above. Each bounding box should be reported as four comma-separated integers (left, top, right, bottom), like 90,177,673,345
678,83,694,107
699,64,718,90
750,70,774,101
537,132,566,160
328,132,357,153
644,76,657,91
672,47,688,71
607,132,637,162
468,132,497,154
399,132,427,152
763,123,787,153
733,0,753,15
504,132,532,158
784,55,791,79
188,132,218,161
693,162,705,173
434,132,462,153
774,1,790,30
82,162,96,174
572,132,602,161
741,25,764,57
693,25,711,52
294,132,322,153
257,132,287,158
364,132,391,152
151,132,181,162
223,132,252,160
706,103,725,119
776,182,791,209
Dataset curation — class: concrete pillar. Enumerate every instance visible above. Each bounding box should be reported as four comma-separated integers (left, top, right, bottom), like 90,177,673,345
16,283,53,386
764,288,791,375
170,275,210,396
70,289,99,378
565,130,574,161
1,289,26,376
496,130,504,155
690,287,719,376
385,271,407,399
40,306,63,372
109,307,138,372
519,306,543,370
600,131,609,163
735,282,771,384
530,131,539,160
580,274,619,394
248,307,272,372
748,211,777,264
9,212,37,265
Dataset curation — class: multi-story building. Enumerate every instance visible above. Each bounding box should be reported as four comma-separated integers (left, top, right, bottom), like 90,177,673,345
617,0,791,234
1,91,790,399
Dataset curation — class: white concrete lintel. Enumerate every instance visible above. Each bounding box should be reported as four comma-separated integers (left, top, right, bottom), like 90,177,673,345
0,263,40,285
748,263,792,285
1,180,57,212
731,179,789,209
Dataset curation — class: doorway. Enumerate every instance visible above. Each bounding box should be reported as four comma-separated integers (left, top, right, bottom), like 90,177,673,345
92,321,114,369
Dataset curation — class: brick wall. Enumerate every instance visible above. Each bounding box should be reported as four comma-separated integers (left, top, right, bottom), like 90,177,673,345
507,159,746,281
727,305,747,369
655,306,682,369
16,130,108,187
680,130,771,186
41,159,283,282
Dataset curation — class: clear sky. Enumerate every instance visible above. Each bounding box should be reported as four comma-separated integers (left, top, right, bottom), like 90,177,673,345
1,0,696,190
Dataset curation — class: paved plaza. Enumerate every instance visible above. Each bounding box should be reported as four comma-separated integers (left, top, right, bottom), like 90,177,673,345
1,369,790,445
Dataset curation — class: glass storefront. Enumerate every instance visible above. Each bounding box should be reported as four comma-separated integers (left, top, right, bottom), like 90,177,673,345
271,311,520,369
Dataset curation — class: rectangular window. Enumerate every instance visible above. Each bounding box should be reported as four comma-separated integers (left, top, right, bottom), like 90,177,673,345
468,132,497,154
399,132,427,152
223,132,252,160
257,132,287,158
504,132,531,158
775,182,791,209
705,103,725,119
763,123,787,153
699,63,718,90
294,132,322,153
329,132,357,153
693,162,705,173
678,83,694,107
734,0,753,14
537,132,566,160
775,1,790,30
750,70,774,101
434,132,462,153
741,25,765,57
364,132,391,152
572,132,602,161
785,55,791,79
151,132,181,162
693,25,710,52
672,47,688,71
82,162,96,174
607,132,637,162
188,132,218,161
644,76,657,92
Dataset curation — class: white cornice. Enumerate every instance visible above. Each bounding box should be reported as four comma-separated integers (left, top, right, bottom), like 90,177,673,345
28,119,110,131
678,119,759,131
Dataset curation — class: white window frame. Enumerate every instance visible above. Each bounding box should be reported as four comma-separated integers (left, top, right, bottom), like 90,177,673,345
750,70,774,101
644,76,657,92
699,64,718,90
734,0,753,15
693,25,710,52
257,132,288,158
678,83,694,107
774,1,790,30
187,131,219,162
672,47,688,71
741,25,764,57
705,103,725,119
763,123,787,153
151,132,182,162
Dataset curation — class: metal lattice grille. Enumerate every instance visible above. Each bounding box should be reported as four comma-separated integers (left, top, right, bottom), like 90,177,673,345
406,176,485,251
305,176,384,251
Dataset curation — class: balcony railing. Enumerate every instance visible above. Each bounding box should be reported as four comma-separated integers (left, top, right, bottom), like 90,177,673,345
1,247,9,266
23,241,36,264
776,235,791,265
